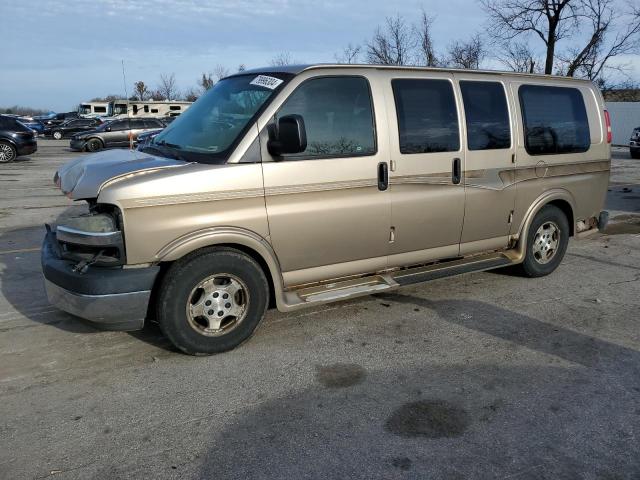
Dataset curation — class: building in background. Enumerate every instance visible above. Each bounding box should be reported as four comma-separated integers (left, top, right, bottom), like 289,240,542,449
605,102,640,146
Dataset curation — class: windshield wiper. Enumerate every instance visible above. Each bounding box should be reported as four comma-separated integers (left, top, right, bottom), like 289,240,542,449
140,143,185,162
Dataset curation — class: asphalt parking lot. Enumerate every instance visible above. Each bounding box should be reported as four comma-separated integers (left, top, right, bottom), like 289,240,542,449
1,140,640,479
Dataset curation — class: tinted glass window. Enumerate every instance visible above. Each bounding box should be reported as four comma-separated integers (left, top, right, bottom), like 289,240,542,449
460,81,510,150
110,120,129,131
131,119,145,128
519,85,590,155
170,105,181,111
94,106,107,113
276,76,376,159
392,79,459,154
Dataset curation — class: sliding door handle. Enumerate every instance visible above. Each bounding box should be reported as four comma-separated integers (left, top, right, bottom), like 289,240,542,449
452,157,461,185
378,162,389,191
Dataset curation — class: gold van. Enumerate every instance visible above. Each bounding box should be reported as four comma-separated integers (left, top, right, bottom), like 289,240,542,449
43,65,611,354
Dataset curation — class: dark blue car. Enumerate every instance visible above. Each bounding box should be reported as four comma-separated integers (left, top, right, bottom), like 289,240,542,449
17,117,45,134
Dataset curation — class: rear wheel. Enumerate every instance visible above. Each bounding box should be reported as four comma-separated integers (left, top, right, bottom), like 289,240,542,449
157,247,269,355
631,149,640,159
0,142,16,162
519,205,569,277
86,138,103,152
52,131,63,140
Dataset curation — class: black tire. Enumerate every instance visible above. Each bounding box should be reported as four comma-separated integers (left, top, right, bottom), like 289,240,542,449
157,247,269,355
0,141,17,162
86,138,103,152
519,205,569,278
631,150,640,159
52,131,63,140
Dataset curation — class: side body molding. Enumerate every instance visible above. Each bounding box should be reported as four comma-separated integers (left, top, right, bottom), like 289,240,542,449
155,227,288,310
508,188,576,263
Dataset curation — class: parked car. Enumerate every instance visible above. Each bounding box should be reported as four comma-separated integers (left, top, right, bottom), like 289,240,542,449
630,126,640,159
135,128,164,150
44,65,611,355
17,117,45,134
49,118,103,139
0,115,37,162
70,118,166,151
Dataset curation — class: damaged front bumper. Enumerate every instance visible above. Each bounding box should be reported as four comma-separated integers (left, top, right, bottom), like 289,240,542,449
41,230,160,330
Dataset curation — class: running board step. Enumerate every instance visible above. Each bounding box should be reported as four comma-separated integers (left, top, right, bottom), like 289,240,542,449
283,252,515,310
394,255,512,286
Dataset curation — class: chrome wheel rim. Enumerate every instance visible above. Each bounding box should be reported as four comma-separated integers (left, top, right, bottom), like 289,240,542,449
186,274,249,337
0,143,14,162
532,221,560,264
53,132,62,139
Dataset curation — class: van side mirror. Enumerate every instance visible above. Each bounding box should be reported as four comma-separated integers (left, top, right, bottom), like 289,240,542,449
267,114,307,157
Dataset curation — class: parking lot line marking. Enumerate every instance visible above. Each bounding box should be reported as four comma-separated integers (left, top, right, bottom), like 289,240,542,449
0,247,41,255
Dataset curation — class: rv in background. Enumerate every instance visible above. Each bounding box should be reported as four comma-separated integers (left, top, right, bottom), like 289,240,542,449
78,100,192,119
78,102,110,118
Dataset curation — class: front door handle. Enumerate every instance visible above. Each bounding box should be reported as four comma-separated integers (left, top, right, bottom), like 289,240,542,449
452,157,461,185
378,162,389,191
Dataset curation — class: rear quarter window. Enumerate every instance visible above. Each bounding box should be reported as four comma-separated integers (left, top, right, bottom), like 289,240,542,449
519,85,590,155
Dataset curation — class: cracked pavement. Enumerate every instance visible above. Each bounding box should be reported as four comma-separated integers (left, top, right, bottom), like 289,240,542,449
1,141,639,479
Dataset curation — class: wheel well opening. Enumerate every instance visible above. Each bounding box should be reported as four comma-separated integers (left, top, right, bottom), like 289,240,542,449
548,199,574,236
149,243,278,319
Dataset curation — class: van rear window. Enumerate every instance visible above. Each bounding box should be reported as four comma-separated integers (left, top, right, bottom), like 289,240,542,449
392,79,460,154
519,85,590,155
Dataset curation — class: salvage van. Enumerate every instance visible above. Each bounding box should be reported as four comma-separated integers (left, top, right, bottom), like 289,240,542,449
43,65,611,354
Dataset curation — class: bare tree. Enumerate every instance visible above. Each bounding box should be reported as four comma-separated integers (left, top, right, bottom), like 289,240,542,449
498,41,540,72
415,10,439,66
481,0,580,74
366,14,414,65
562,0,640,80
199,73,214,91
447,35,485,69
270,52,294,66
213,64,230,81
149,90,164,101
133,81,150,101
238,64,246,72
157,73,178,100
183,87,199,102
335,43,362,64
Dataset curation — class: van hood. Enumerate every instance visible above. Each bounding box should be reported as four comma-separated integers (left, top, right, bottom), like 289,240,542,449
54,148,187,200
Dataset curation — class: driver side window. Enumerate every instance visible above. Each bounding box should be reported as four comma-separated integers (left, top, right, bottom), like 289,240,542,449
276,76,376,160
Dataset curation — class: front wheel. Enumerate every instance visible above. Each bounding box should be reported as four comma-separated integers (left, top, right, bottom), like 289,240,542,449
52,131,63,140
519,205,569,278
86,138,103,152
157,247,269,355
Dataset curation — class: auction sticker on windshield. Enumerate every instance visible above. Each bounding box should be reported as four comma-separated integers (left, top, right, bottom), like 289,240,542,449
250,75,284,90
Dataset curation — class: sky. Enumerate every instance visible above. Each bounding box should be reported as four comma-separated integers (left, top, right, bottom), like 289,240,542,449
1,0,638,112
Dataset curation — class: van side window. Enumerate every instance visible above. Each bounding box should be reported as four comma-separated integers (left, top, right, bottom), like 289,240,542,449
392,79,459,154
460,81,510,150
276,76,376,159
519,85,590,155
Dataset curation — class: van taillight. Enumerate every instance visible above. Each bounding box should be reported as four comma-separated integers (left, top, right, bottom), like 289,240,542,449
604,110,612,144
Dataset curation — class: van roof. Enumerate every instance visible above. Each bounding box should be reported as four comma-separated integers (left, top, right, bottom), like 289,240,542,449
232,63,592,83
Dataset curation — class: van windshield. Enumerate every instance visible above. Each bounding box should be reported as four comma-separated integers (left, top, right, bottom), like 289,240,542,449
149,73,291,164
